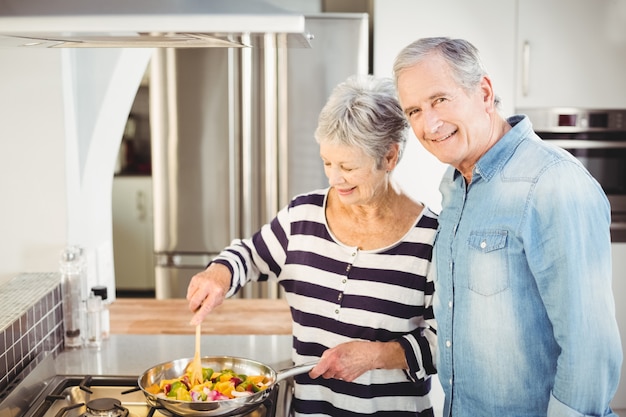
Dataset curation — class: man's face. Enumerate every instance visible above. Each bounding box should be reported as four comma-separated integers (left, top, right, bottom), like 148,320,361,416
396,52,494,177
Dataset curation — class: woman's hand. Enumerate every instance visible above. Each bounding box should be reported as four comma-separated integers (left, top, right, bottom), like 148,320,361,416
308,340,407,382
186,263,232,325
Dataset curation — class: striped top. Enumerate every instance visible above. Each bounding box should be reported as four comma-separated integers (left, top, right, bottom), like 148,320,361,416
213,188,439,417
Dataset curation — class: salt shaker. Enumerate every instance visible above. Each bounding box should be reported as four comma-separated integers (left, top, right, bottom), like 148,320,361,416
85,291,103,348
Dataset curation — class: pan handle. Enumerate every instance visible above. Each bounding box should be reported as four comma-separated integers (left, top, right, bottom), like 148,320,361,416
276,361,319,382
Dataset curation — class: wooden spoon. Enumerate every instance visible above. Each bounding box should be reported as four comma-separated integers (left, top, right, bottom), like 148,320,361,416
189,323,203,385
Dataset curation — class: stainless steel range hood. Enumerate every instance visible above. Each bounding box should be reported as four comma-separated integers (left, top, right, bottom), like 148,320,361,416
0,0,312,48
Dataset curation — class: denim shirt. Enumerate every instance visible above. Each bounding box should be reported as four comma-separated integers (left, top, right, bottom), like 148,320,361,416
433,115,622,417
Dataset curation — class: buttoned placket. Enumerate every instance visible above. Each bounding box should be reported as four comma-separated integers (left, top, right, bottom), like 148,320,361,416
335,248,358,317
447,255,454,388
447,177,468,393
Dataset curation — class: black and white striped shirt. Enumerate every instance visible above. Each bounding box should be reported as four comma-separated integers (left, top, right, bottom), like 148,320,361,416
213,188,438,416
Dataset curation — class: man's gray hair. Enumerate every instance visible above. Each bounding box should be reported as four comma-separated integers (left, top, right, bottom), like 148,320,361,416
393,37,501,107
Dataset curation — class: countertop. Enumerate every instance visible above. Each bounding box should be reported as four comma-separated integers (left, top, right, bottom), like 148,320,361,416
110,298,292,335
2,334,294,417
53,334,294,376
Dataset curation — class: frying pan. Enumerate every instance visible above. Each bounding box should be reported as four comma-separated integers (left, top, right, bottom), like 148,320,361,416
138,356,317,417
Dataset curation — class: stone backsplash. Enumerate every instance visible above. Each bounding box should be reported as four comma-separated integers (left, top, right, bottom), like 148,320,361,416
0,273,63,397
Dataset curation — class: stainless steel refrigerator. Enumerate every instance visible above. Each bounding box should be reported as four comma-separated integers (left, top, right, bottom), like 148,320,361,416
150,13,369,299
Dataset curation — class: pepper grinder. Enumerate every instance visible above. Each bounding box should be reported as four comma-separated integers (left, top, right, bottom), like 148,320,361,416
59,247,85,349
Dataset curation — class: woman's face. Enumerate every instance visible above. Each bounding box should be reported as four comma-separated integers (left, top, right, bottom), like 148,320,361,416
320,142,390,206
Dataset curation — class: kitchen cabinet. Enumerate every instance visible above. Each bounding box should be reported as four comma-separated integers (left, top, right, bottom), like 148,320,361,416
112,176,155,292
374,0,626,111
516,0,626,109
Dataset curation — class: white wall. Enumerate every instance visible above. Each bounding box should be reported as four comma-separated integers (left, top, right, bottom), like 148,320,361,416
0,47,152,298
0,48,67,286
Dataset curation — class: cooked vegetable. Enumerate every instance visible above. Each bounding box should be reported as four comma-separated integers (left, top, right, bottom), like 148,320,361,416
145,367,271,402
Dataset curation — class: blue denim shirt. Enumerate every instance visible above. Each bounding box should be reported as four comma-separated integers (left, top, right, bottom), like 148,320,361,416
433,115,622,417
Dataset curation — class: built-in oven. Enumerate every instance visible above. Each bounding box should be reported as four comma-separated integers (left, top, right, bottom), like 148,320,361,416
520,108,626,242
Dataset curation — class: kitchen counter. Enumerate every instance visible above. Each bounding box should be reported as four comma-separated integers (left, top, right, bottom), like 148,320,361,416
53,334,294,376
110,298,292,335
1,334,294,417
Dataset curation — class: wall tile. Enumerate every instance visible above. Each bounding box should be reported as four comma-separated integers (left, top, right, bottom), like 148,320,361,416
0,273,63,397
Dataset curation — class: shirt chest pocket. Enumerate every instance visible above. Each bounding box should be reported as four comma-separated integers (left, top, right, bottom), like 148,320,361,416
466,231,509,296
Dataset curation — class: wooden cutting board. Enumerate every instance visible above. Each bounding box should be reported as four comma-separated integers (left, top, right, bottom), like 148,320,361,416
109,298,291,335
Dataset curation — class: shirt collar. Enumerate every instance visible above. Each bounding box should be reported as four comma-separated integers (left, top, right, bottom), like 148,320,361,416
471,114,532,182
441,114,533,184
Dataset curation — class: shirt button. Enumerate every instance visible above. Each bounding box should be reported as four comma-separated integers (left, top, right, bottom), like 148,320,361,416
342,279,347,284
448,301,453,308
446,340,451,348
335,309,339,314
480,240,487,249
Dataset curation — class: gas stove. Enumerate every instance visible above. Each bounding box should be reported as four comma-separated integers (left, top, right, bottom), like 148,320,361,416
0,353,282,417
1,336,296,417
28,375,278,417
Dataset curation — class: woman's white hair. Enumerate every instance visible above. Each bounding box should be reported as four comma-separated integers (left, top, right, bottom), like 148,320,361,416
314,74,409,167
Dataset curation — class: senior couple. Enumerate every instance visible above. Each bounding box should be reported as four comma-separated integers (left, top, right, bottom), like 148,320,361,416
186,37,622,416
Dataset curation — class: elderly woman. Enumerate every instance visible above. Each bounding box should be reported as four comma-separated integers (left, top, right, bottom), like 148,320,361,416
187,74,439,417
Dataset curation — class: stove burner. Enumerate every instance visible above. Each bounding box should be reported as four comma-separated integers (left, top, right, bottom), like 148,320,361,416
22,374,279,417
85,398,128,417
